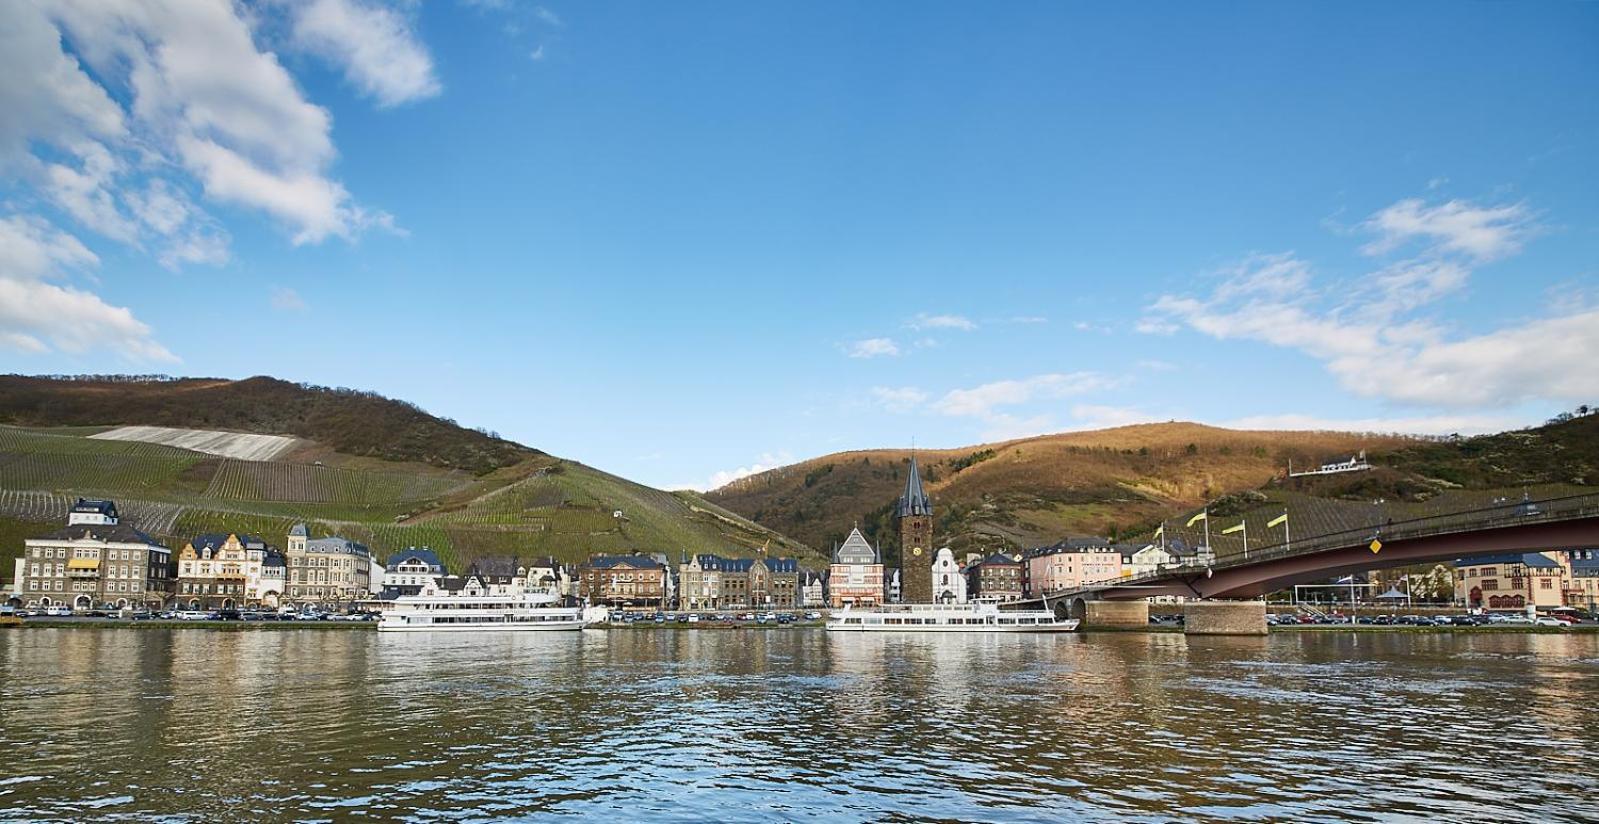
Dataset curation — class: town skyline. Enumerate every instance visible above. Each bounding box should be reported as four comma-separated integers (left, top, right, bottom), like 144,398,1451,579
2,2,1596,491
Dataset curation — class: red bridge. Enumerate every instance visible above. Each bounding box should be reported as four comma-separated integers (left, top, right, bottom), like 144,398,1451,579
1015,492,1599,634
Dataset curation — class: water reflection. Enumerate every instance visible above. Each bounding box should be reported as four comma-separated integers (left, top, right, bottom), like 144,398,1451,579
2,628,1597,822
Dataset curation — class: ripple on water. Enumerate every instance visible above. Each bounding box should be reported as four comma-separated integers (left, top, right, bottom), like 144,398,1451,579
2,629,1598,821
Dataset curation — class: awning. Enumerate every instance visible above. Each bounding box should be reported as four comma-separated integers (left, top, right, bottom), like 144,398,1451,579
66,558,101,570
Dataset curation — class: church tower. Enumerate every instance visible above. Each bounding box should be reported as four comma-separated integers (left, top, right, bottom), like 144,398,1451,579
897,454,934,603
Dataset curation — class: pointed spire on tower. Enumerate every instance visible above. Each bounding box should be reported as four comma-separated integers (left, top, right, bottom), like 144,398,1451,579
898,451,932,517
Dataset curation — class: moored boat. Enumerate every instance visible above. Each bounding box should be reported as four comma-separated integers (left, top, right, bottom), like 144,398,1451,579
825,600,1079,632
378,590,587,632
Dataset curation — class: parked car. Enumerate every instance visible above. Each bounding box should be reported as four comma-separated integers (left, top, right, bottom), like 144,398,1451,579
45,605,72,617
175,610,209,621
1533,616,1567,628
803,612,821,621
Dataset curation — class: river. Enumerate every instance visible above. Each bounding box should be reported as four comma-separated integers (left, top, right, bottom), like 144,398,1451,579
2,628,1597,822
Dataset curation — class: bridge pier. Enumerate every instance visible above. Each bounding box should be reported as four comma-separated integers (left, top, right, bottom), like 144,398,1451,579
1182,600,1267,636
1080,600,1149,629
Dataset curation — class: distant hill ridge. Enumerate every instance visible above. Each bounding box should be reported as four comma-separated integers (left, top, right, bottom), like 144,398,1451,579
706,415,1599,559
0,375,533,474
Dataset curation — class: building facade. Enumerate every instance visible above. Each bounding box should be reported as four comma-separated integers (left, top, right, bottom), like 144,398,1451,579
1455,552,1566,611
930,547,967,604
897,456,934,603
966,553,1024,601
800,571,827,608
679,554,802,610
1025,538,1125,597
381,548,446,598
580,555,669,608
284,523,372,606
828,528,884,608
1568,550,1599,611
14,499,173,610
176,533,283,609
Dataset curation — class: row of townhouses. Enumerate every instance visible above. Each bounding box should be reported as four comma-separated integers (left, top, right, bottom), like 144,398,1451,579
6,500,381,611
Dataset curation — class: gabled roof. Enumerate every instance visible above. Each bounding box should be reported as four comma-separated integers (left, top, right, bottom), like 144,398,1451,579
834,527,878,564
387,547,444,573
71,498,118,517
289,523,308,537
897,457,932,518
978,553,1022,567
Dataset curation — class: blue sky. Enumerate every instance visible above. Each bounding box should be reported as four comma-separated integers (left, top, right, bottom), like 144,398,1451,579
2,1,1596,490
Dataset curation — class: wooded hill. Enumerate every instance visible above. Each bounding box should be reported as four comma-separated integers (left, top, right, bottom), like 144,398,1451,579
0,375,531,475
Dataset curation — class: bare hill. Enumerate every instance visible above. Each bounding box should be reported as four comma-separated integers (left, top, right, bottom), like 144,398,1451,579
705,423,1426,558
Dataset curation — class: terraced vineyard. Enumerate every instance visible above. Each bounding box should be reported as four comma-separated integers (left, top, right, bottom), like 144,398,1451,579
0,427,205,496
202,459,467,504
0,424,817,574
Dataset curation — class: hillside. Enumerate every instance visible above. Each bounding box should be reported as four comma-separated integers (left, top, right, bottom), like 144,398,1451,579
0,375,532,474
707,423,1415,559
0,376,815,578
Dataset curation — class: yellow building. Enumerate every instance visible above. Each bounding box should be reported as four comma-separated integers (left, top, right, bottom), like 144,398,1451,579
1454,552,1566,611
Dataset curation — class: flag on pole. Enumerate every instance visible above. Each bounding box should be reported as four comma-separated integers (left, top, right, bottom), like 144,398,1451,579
1221,521,1245,535
1267,512,1288,529
1186,511,1208,527
1153,524,1164,538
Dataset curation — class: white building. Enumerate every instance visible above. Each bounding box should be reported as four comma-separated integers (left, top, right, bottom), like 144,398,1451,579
800,571,826,608
930,547,968,604
1123,543,1174,577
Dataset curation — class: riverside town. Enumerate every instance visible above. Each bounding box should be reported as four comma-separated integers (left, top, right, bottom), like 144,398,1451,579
4,1,1598,820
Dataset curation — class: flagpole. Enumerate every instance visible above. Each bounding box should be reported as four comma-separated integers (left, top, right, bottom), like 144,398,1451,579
1203,507,1211,563
1243,518,1249,561
1284,510,1291,554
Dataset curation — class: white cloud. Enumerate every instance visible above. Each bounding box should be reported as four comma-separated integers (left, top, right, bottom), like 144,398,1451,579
534,6,563,26
1008,316,1048,324
3,0,411,253
1142,195,1597,410
847,337,900,358
908,313,976,331
870,386,928,413
290,0,442,108
1135,317,1178,335
685,451,795,492
934,372,1111,419
0,215,175,361
1136,359,1176,372
270,286,308,312
1361,198,1533,261
529,45,545,61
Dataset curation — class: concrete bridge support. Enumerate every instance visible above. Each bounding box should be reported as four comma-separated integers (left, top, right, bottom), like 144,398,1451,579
1183,600,1267,635
1080,600,1149,629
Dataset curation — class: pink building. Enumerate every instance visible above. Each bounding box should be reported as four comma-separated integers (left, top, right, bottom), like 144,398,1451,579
1025,538,1124,597
828,528,884,608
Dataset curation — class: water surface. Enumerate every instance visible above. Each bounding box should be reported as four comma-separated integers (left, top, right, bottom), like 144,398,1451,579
2,628,1597,822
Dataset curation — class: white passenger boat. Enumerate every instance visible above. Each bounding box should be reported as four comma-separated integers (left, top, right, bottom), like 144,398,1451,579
825,600,1079,633
377,591,588,632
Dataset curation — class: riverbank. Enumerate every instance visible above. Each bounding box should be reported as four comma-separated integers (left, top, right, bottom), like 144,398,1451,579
6,619,1597,633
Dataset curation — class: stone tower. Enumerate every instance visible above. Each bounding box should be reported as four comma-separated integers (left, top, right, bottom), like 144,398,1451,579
897,455,934,603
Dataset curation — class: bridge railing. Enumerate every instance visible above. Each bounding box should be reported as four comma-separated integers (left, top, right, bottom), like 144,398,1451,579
1105,490,1599,592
